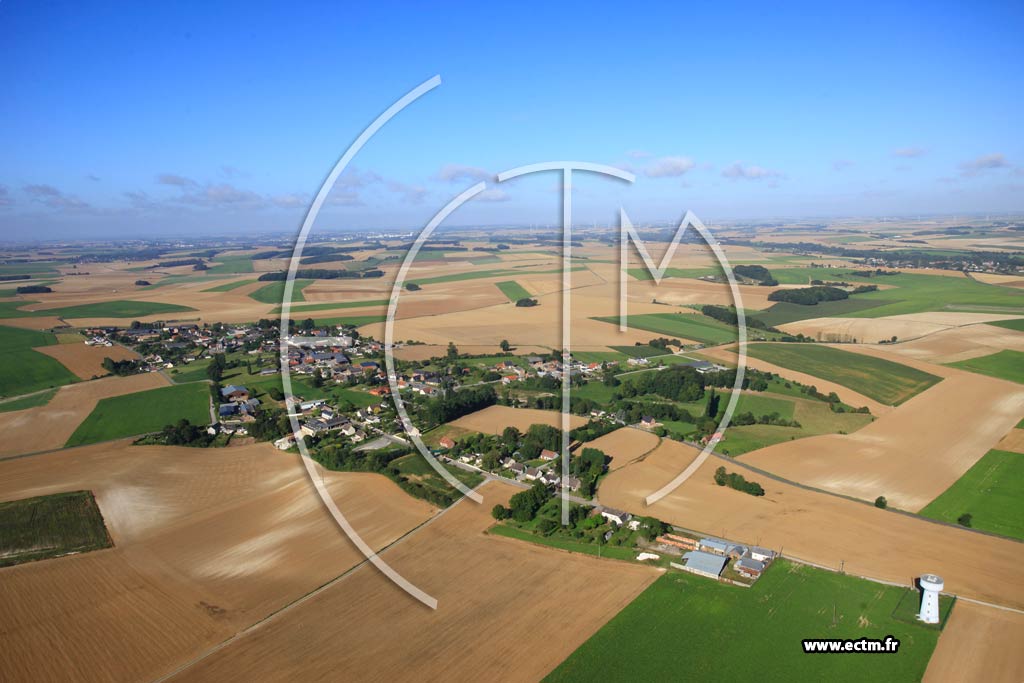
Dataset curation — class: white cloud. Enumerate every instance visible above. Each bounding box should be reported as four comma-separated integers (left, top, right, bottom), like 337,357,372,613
23,184,91,210
893,147,927,158
435,164,493,183
156,173,197,187
626,150,653,159
644,156,695,178
476,188,510,202
721,162,783,181
959,153,1009,176
387,180,427,204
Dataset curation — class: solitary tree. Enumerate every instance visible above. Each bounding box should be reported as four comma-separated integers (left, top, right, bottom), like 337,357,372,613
446,341,459,359
491,504,508,520
957,513,973,527
500,339,511,352
874,496,887,509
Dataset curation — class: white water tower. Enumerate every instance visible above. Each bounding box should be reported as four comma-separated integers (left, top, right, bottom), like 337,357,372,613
918,574,943,624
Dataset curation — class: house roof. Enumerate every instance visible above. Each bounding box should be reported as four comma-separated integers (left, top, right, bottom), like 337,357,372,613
699,538,730,552
221,384,248,396
737,557,766,572
683,551,728,576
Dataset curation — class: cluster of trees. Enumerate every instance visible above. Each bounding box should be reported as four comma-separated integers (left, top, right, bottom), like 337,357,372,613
418,384,496,428
731,411,801,428
101,357,142,376
153,419,215,447
257,268,383,281
151,258,204,268
0,274,30,282
515,297,539,307
701,304,776,332
134,279,151,286
767,285,849,306
713,466,765,496
405,283,421,291
300,253,355,265
15,285,52,294
647,337,681,349
499,481,552,522
733,264,778,286
572,447,609,496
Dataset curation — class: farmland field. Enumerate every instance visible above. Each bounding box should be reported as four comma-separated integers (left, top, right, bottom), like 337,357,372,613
65,381,210,446
987,318,1024,332
744,343,941,405
0,325,79,398
596,312,739,345
0,490,113,567
272,299,388,313
248,279,313,304
494,280,531,302
754,298,890,327
919,449,1024,540
546,560,946,682
947,350,1024,384
0,388,57,412
36,300,197,319
201,278,257,292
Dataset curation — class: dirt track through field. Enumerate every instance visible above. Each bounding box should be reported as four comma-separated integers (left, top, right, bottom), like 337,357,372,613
923,601,1024,682
33,342,138,379
698,345,893,415
0,441,435,682
740,360,1024,512
0,372,170,457
165,481,660,683
450,405,587,434
597,438,1024,610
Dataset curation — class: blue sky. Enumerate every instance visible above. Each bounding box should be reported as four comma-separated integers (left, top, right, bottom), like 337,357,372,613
1,1,1022,238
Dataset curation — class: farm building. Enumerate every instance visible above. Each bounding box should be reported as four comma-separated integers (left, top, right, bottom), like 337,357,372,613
679,551,728,579
750,547,776,562
599,507,632,526
220,385,250,402
438,436,456,450
736,556,766,578
657,534,698,551
699,538,730,555
540,448,558,461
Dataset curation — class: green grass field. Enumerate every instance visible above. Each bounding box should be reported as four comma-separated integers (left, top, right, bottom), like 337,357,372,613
487,523,638,561
0,490,113,567
391,453,483,500
570,350,628,363
201,278,257,292
842,272,1024,318
755,298,891,328
65,382,210,447
610,344,673,358
919,449,1024,539
0,388,58,412
0,325,79,398
39,300,196,319
627,266,722,281
545,560,947,682
204,254,255,274
409,265,586,287
744,343,941,405
946,350,1024,384
595,312,740,345
248,279,313,304
495,280,531,302
311,314,387,327
986,318,1024,332
271,299,388,314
